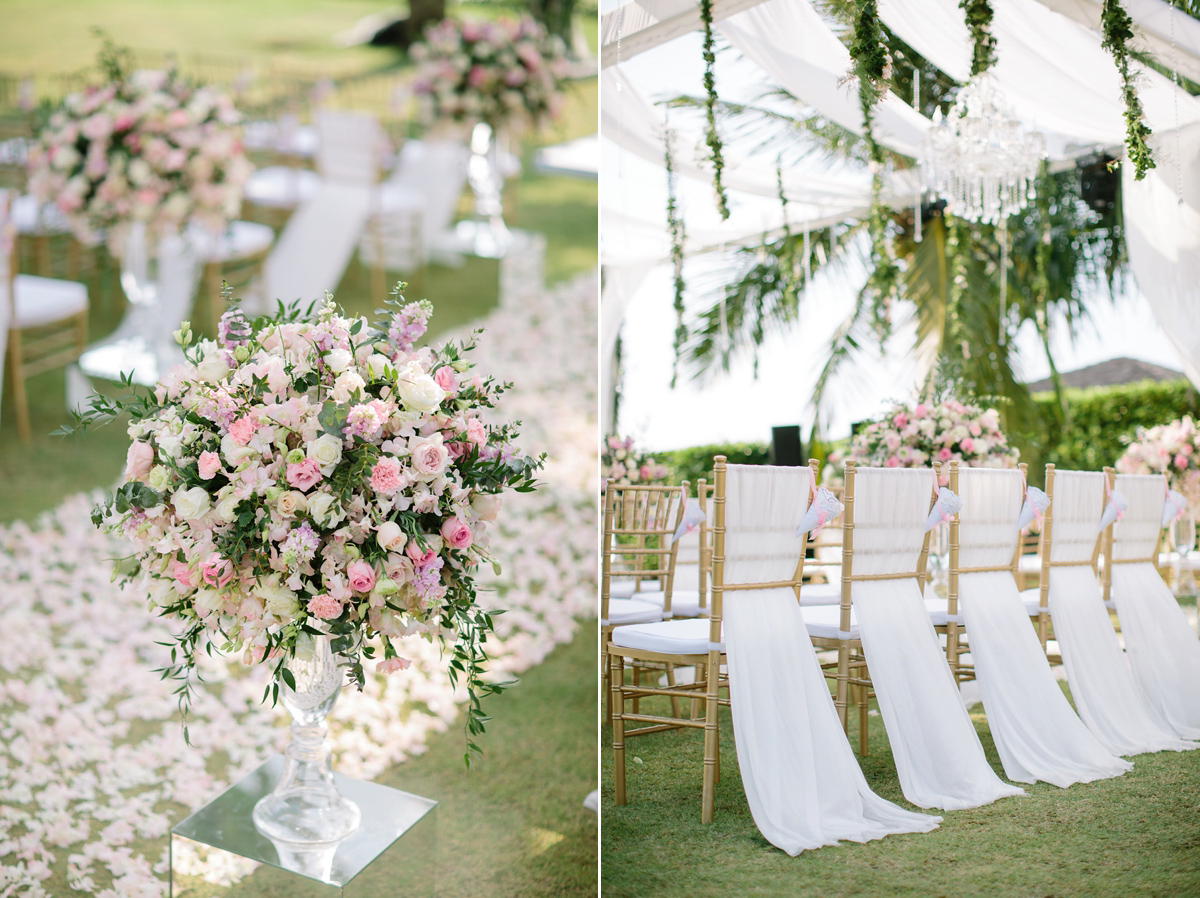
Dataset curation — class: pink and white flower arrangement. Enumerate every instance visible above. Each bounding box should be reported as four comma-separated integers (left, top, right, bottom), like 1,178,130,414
26,40,251,249
602,434,670,490
830,398,1019,480
1116,415,1200,505
76,288,541,749
409,17,569,133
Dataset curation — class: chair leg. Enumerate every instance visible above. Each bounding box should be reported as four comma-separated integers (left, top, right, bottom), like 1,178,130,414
631,664,641,715
8,333,31,444
701,653,720,824
858,679,869,757
664,664,681,719
611,652,627,807
835,641,850,733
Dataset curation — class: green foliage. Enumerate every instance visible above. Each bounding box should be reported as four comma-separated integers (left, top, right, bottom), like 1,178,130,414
665,128,687,387
1101,0,1156,180
699,0,730,220
1014,379,1200,487
960,0,997,77
658,441,770,487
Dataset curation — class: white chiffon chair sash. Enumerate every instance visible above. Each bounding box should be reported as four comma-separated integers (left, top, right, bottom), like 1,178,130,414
1111,474,1200,739
1047,470,1196,755
721,464,940,855
849,467,1024,810
956,468,1131,787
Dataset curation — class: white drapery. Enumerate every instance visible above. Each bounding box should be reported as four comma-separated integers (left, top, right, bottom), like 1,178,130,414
720,464,942,855
849,467,1025,810
1045,470,1196,755
1110,474,1200,739
955,468,1131,787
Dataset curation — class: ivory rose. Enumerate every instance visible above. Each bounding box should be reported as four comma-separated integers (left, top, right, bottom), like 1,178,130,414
395,361,446,413
173,486,211,520
409,433,449,478
376,520,408,552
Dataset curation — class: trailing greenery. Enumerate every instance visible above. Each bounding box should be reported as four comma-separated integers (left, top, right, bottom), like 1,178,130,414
699,0,730,220
665,127,688,388
960,0,998,76
659,441,770,487
1101,0,1157,180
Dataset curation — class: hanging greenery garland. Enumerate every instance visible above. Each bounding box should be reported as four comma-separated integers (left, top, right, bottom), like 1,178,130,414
1101,0,1156,180
849,0,899,340
665,127,688,388
960,0,998,77
700,0,730,220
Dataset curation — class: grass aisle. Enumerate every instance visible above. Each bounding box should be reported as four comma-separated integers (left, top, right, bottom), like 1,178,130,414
601,700,1200,897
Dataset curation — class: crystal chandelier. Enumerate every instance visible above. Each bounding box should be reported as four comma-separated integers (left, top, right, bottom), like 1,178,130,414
920,75,1046,224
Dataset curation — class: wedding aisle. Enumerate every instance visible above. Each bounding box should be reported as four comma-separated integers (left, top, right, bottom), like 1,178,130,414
0,272,598,897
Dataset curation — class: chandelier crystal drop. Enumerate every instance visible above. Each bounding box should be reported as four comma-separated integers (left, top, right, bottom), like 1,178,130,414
920,75,1046,224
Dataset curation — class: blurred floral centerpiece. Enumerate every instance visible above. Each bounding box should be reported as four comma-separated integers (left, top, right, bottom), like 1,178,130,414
409,17,569,133
77,289,542,754
1116,415,1200,505
26,38,251,249
603,435,670,489
829,398,1019,481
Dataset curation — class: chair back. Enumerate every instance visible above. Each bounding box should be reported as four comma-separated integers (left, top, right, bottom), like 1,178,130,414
601,481,687,621
315,110,385,187
841,463,937,580
1110,472,1167,562
1042,467,1105,565
951,464,1024,570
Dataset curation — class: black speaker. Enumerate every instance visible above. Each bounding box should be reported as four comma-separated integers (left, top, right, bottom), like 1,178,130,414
770,426,805,467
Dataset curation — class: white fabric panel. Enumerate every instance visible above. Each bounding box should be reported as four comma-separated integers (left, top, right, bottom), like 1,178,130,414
718,464,941,854
315,110,385,187
846,467,1024,809
1045,471,1196,755
1123,123,1200,389
1111,473,1200,739
718,0,930,158
264,183,372,305
600,0,771,67
954,468,1131,788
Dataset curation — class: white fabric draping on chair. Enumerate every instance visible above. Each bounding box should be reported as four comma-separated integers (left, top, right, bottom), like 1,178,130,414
849,467,1024,810
1111,474,1200,739
721,464,941,856
955,468,1131,787
1045,470,1196,755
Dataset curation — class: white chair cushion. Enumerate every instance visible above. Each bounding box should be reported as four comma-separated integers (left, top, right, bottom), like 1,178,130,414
611,618,723,655
802,597,950,640
1020,587,1051,617
798,581,842,606
244,166,321,208
608,580,638,599
605,598,662,626
189,220,274,261
1018,554,1041,573
628,588,705,619
13,275,88,328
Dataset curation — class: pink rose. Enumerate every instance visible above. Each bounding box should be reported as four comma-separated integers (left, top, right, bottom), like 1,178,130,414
229,415,257,446
937,447,953,462
434,366,459,396
914,403,929,419
307,594,344,620
346,560,377,593
961,438,975,453
198,451,221,480
885,456,900,468
893,413,908,429
172,561,196,589
377,657,412,674
124,440,154,481
371,457,404,494
201,553,235,588
410,434,449,478
440,517,473,550
287,459,323,492
1176,454,1189,470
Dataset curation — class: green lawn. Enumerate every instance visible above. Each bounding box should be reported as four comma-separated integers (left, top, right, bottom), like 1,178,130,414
601,688,1200,897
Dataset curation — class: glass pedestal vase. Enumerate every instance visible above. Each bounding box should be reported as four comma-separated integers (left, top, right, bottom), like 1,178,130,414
455,121,513,259
252,635,361,844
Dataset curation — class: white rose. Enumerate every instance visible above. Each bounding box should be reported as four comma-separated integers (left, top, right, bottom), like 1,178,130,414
308,433,344,474
277,490,308,518
257,580,300,619
215,493,241,523
307,491,342,527
195,349,231,384
395,361,446,413
146,465,172,493
173,486,211,520
331,370,365,404
376,520,408,552
326,348,353,373
194,589,222,615
471,493,502,522
367,353,392,380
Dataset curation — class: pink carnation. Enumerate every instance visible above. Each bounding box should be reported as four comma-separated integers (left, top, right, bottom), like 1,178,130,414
198,451,221,480
440,516,473,550
287,459,323,491
229,415,257,446
346,559,377,593
307,594,343,620
371,457,404,494
377,656,412,674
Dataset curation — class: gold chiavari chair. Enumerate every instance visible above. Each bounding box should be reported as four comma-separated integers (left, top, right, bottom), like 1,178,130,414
1017,463,1076,665
609,456,814,823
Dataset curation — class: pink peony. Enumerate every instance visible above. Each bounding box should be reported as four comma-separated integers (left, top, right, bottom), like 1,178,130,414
377,656,412,674
286,459,323,491
201,553,235,588
440,516,473,550
198,451,221,480
371,457,404,494
346,559,377,593
125,440,154,481
885,456,900,468
229,415,257,446
307,594,343,620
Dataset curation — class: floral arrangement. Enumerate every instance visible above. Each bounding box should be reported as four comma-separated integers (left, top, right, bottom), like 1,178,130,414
73,288,541,755
1116,415,1200,505
26,39,251,249
829,398,1019,480
603,435,670,489
409,16,569,133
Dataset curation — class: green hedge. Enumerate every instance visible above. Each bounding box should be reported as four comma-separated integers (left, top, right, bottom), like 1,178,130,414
659,442,770,487
1016,379,1200,487
653,380,1200,491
